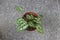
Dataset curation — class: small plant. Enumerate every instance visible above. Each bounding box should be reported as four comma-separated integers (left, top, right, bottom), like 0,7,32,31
16,6,44,33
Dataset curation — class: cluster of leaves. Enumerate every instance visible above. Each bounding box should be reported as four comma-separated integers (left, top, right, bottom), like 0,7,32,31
26,14,44,33
16,6,44,33
16,14,44,33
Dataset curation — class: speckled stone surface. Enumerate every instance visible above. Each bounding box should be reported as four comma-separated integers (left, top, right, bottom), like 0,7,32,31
0,0,60,40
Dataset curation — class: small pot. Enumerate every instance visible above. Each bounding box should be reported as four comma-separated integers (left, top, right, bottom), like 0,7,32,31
22,11,39,31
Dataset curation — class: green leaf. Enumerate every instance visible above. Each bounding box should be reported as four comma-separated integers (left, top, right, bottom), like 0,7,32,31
16,6,23,12
33,14,43,24
26,14,34,20
33,17,41,23
26,15,32,20
17,24,28,32
16,18,28,32
16,18,24,25
28,21,35,27
36,24,44,33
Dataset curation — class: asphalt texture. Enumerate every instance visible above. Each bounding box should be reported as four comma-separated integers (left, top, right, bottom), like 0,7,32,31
0,0,60,40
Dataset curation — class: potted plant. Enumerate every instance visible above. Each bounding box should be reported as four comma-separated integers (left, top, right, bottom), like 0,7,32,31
16,6,44,33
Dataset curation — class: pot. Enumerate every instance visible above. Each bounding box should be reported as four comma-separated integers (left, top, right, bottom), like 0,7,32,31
22,11,39,31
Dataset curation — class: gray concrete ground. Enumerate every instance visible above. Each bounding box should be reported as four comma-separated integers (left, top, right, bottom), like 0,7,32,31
0,0,60,40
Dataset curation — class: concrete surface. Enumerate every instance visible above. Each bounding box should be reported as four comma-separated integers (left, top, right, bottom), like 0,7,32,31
0,0,60,40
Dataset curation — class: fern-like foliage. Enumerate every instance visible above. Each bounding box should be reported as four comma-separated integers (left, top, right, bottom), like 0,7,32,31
16,18,28,32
